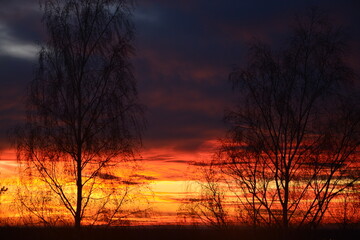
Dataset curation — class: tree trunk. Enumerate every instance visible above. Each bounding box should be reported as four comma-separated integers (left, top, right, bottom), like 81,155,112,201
283,171,289,229
75,157,82,228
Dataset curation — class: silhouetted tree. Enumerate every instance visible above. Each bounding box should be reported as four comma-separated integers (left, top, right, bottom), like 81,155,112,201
0,174,8,221
15,0,144,228
0,169,8,200
179,161,230,229
178,9,360,232
220,10,360,229
0,154,9,198
328,185,360,229
0,186,7,195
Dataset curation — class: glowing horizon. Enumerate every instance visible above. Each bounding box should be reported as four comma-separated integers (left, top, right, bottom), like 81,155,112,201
0,141,218,226
1,142,359,227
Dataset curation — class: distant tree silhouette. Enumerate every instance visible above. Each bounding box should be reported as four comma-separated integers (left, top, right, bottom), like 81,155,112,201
0,184,8,219
0,153,9,198
15,0,144,228
0,162,8,200
179,161,230,229
0,186,7,195
328,185,360,229
221,10,360,229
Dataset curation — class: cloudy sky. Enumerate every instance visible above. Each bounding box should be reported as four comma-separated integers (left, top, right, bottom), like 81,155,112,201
1,0,359,164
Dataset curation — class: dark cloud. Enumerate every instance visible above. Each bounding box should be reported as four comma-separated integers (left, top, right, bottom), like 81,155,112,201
97,172,119,180
0,0,359,157
164,160,192,164
133,0,360,154
130,174,158,181
122,180,141,185
0,56,32,149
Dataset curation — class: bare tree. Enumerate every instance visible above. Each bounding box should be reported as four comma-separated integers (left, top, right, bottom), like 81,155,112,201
0,184,8,224
0,154,9,198
179,161,230,229
0,186,7,196
15,0,144,228
15,183,63,226
0,185,7,217
328,184,360,229
220,10,360,229
15,162,150,226
0,170,8,203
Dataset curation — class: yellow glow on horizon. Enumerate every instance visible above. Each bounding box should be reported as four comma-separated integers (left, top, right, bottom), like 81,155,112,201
1,142,359,226
0,147,209,225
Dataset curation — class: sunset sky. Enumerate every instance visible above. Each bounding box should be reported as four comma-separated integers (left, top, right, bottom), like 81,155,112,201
1,0,360,225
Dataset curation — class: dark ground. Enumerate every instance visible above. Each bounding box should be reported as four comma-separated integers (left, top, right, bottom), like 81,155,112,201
0,226,359,240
